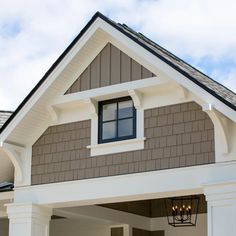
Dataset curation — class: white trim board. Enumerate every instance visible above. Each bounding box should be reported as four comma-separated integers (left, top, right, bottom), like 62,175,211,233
13,161,236,208
52,77,169,109
87,138,146,156
54,205,150,231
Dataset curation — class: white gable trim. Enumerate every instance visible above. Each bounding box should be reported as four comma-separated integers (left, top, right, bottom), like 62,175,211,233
0,15,235,146
0,18,103,143
99,20,236,123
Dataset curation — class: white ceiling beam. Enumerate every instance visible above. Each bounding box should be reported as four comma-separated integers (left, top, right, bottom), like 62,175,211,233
52,77,169,109
54,205,150,230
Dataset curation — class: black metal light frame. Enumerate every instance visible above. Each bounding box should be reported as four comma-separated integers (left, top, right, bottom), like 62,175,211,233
165,196,200,227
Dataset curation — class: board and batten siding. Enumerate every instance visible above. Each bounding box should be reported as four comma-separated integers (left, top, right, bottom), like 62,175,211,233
31,102,215,185
65,43,155,94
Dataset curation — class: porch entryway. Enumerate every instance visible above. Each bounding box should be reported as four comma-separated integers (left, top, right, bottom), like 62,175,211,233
49,194,207,236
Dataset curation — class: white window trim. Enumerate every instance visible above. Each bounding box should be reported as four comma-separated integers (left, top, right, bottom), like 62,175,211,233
87,137,146,156
87,94,145,156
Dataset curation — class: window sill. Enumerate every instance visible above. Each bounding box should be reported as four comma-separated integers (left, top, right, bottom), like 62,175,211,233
87,137,146,156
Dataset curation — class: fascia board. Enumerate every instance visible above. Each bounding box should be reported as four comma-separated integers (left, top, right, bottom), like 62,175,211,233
98,20,236,123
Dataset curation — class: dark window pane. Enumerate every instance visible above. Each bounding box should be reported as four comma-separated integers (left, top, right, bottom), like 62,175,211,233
118,100,133,119
118,118,133,137
102,121,116,140
103,103,117,121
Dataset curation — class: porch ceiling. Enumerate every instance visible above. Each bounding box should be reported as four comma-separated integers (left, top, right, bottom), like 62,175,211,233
99,194,207,218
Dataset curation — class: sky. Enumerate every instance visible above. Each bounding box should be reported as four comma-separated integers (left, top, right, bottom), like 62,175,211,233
0,0,236,111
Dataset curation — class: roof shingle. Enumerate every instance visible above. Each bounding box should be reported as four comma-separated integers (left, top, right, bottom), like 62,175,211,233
114,22,236,110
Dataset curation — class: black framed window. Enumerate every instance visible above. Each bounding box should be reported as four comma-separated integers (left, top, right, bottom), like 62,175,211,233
98,96,136,143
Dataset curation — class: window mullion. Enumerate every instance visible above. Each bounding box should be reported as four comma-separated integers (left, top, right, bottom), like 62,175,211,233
116,102,118,138
98,97,136,143
103,119,117,123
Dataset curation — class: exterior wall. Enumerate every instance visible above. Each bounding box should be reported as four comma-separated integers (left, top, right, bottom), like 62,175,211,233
151,214,207,236
65,43,155,94
50,216,206,236
31,102,215,185
0,219,9,236
50,219,110,236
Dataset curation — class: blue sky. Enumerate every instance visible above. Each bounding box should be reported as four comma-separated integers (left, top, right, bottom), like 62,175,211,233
0,0,236,110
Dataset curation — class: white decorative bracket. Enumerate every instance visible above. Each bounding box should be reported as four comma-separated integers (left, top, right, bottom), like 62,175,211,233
47,105,59,122
83,98,98,117
0,142,29,186
128,89,143,109
202,103,229,155
177,85,189,100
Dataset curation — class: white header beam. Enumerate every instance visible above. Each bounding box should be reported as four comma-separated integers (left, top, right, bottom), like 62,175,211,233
13,161,236,208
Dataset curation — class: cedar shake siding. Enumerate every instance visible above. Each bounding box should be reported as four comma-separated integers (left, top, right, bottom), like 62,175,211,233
65,43,155,94
31,102,215,185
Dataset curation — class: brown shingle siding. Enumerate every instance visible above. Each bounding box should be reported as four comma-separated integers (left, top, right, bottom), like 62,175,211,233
31,102,215,185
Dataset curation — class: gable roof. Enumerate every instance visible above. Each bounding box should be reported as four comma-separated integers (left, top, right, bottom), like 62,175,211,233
117,24,236,110
1,11,236,134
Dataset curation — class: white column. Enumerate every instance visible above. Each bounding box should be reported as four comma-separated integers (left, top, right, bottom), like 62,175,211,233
204,182,236,236
123,225,132,236
7,203,52,236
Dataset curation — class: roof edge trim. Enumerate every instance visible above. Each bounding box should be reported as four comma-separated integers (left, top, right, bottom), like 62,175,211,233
1,11,235,135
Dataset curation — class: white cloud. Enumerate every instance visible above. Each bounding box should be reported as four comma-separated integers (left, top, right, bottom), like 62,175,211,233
0,0,236,110
211,69,236,93
114,0,236,61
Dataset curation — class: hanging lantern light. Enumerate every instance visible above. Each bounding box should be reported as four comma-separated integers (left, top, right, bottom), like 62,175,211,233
165,196,199,227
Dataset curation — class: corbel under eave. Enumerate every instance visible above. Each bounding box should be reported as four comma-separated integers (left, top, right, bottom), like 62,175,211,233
0,142,26,186
83,98,98,117
47,105,60,122
128,89,143,109
177,84,189,100
202,103,229,154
